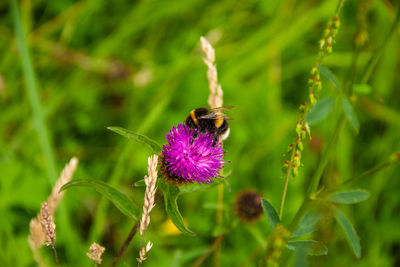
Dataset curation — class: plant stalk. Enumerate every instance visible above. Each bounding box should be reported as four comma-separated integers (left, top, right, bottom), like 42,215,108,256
112,221,140,267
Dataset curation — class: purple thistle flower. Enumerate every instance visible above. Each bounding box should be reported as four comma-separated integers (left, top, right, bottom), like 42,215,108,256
162,124,226,184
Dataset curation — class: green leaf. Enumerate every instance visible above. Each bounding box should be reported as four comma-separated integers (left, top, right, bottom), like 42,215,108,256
306,97,334,125
329,190,370,204
134,179,146,187
159,180,196,236
353,84,372,95
334,208,361,258
261,198,280,229
341,98,360,133
287,241,328,256
60,179,139,220
318,65,340,90
107,126,162,154
292,211,322,238
179,179,222,194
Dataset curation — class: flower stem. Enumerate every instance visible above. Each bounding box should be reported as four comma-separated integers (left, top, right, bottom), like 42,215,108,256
213,182,224,267
112,221,140,267
51,244,60,266
288,115,345,232
279,147,297,218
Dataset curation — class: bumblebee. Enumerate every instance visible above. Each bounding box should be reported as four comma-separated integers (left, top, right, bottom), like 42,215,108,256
185,106,232,144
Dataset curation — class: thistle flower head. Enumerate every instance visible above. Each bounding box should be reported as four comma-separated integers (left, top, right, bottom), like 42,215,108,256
161,124,226,184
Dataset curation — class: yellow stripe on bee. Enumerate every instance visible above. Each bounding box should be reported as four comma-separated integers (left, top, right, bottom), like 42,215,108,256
215,114,223,128
190,110,199,125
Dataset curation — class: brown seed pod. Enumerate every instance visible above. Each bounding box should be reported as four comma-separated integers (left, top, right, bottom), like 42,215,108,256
234,190,263,223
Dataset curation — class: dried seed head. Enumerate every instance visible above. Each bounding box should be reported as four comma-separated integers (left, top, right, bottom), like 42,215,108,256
234,190,263,223
87,242,106,264
28,218,46,249
39,202,56,247
139,154,158,236
200,36,223,109
48,157,78,215
137,241,153,263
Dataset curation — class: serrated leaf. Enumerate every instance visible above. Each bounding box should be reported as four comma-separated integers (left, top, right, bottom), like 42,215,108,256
306,97,334,125
287,241,328,256
159,180,195,236
329,190,370,204
318,65,340,90
341,98,360,133
334,208,361,258
261,198,280,229
292,211,322,238
60,179,139,220
107,126,162,154
353,84,371,95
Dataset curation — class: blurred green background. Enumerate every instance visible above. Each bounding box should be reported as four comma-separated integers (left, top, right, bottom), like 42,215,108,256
1,0,400,266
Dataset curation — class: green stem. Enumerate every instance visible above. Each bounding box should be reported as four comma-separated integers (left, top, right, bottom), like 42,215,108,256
360,4,400,84
279,147,297,218
341,160,393,187
308,115,345,194
289,115,345,232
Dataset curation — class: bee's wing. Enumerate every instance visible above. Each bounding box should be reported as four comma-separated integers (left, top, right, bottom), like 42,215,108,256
209,106,234,113
198,112,233,120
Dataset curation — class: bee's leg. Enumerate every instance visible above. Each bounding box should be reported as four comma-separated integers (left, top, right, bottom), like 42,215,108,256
212,134,219,147
190,131,198,145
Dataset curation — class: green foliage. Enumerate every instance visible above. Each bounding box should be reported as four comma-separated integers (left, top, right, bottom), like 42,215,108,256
158,180,196,236
60,179,140,220
261,198,281,229
329,190,370,204
291,211,321,238
318,65,340,90
287,240,328,256
306,97,335,125
2,0,400,266
341,97,360,133
353,84,372,95
334,208,361,259
107,126,162,154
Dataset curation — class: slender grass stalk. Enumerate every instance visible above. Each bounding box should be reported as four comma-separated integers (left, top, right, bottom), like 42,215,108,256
10,0,57,184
